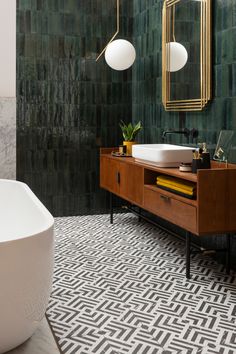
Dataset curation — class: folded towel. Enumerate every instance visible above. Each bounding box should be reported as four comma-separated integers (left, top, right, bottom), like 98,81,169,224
156,175,196,193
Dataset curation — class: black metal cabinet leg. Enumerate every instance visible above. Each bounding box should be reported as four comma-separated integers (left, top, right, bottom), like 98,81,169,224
186,231,191,279
138,207,141,222
110,192,113,224
226,234,231,275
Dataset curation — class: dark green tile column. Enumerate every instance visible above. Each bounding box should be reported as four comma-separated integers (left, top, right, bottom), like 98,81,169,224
17,0,133,216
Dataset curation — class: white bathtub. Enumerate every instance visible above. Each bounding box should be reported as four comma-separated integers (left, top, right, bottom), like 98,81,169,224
0,179,54,353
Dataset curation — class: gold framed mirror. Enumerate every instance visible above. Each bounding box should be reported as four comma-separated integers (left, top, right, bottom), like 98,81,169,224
162,0,212,111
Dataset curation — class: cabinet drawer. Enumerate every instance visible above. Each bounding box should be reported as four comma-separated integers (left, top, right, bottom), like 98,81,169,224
144,187,197,233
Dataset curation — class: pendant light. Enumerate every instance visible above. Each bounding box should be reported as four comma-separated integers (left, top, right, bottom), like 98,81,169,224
167,42,188,72
96,0,136,71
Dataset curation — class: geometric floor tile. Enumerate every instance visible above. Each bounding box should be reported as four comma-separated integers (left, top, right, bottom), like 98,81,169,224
46,213,236,354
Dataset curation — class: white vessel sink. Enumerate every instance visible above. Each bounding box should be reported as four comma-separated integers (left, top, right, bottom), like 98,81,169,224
132,144,194,167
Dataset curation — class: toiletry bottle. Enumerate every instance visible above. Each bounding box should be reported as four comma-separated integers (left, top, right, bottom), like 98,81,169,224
192,148,202,173
202,142,211,169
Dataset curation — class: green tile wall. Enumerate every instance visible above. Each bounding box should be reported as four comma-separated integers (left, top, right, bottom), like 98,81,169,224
132,0,236,148
132,0,236,265
17,0,133,216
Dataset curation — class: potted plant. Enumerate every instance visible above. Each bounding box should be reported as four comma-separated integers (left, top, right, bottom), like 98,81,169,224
119,120,142,155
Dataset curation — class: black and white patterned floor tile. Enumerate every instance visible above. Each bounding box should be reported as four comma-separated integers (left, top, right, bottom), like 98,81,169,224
46,213,236,354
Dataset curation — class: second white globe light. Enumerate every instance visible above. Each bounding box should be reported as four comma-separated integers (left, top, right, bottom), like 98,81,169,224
167,42,188,72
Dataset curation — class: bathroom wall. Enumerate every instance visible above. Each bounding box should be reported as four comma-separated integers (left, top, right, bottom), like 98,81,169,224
0,1,16,180
0,98,16,179
0,0,16,97
132,0,236,263
132,0,236,150
17,0,132,216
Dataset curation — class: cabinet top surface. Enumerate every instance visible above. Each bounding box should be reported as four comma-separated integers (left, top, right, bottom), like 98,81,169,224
101,151,197,182
101,148,236,184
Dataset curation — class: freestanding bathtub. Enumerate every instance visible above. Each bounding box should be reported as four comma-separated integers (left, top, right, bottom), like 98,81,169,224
0,179,54,353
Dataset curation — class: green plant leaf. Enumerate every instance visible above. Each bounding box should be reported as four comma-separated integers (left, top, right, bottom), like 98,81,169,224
119,120,142,141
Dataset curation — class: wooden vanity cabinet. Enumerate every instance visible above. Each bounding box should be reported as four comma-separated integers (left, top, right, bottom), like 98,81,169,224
100,154,143,206
100,148,236,277
100,148,236,236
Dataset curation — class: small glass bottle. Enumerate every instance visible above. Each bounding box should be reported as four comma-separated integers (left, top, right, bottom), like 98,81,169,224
202,142,211,169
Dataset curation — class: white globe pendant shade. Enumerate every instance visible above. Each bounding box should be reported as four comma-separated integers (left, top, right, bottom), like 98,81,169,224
167,42,188,72
105,39,136,71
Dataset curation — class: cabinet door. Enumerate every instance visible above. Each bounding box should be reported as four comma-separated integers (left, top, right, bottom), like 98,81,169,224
119,163,143,206
100,156,143,206
100,156,120,195
109,159,121,195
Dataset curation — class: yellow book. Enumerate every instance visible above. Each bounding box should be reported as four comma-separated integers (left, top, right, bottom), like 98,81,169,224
157,180,195,194
157,180,194,196
156,175,195,193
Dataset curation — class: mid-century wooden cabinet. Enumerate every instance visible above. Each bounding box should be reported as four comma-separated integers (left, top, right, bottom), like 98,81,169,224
100,148,236,278
100,156,143,206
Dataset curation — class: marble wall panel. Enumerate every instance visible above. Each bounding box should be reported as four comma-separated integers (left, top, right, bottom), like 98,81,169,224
0,98,16,179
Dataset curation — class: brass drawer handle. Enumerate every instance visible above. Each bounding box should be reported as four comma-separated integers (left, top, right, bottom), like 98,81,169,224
160,194,170,202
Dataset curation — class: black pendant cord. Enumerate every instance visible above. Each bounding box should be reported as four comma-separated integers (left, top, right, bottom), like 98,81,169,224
186,231,191,279
226,234,231,275
110,192,113,224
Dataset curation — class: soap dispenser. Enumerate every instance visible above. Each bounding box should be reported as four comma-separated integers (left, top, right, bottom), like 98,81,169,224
202,142,211,169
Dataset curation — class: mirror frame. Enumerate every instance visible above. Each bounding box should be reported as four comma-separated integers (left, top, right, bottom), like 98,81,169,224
162,0,212,111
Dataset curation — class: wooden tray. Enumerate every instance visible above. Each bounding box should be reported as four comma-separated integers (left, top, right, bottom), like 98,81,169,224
111,152,132,157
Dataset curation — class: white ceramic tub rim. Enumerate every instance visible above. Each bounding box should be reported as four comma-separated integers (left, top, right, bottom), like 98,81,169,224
0,179,54,244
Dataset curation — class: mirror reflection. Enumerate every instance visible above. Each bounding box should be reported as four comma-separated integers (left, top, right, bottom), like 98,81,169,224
162,0,211,111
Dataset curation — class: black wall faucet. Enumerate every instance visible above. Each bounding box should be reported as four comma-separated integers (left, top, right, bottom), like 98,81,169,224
162,128,198,141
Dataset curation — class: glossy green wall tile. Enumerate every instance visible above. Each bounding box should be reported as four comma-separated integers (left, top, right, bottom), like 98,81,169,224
132,0,236,150
17,0,133,216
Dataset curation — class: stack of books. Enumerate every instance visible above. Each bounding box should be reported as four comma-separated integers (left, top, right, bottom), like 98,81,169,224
156,175,196,199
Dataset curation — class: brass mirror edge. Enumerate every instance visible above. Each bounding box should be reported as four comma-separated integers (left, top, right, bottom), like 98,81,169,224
162,3,167,107
162,0,212,112
166,0,180,8
166,102,210,109
167,99,206,103
165,108,207,112
207,0,212,101
165,96,210,106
